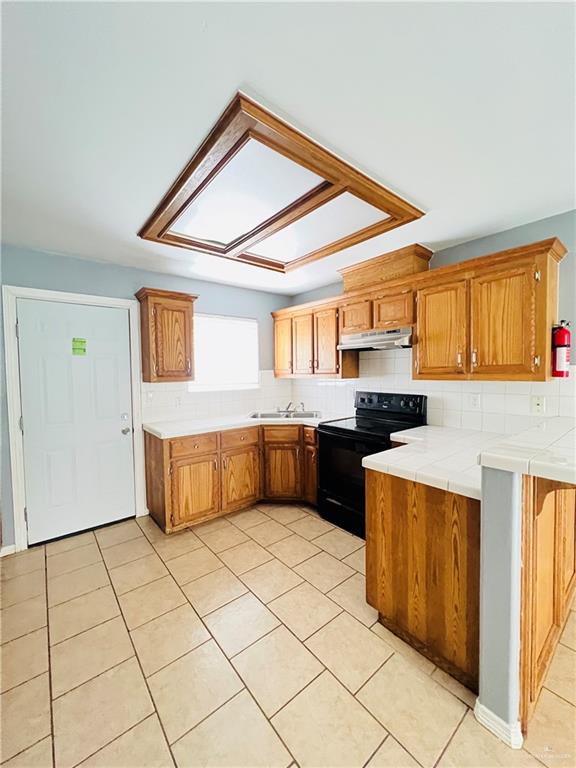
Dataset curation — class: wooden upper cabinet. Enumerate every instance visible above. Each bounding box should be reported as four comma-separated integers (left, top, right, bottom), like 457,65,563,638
170,453,219,528
292,314,314,375
339,299,372,334
470,266,537,377
314,307,339,375
221,445,261,513
373,291,414,329
274,316,293,376
414,281,468,377
136,288,196,382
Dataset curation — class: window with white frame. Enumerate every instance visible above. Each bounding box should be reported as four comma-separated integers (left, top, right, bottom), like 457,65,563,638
191,314,259,390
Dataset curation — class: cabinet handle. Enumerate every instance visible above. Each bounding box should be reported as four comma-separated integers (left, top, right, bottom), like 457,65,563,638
194,443,199,449
534,355,541,367
213,460,217,470
186,359,192,375
472,350,478,367
309,359,313,371
240,435,245,441
457,352,462,367
222,458,227,469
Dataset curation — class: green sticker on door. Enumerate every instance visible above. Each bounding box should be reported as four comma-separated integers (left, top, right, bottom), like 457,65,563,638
72,337,87,356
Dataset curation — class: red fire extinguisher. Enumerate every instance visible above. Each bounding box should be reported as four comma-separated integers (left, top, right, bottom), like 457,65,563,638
552,320,571,377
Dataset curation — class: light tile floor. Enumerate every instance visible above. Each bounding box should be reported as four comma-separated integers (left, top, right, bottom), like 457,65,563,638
1,504,574,767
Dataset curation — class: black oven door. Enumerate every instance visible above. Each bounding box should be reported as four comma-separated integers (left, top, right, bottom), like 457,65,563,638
317,429,389,538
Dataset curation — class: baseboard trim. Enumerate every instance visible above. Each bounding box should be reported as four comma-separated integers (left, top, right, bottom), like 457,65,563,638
0,544,17,558
474,701,523,749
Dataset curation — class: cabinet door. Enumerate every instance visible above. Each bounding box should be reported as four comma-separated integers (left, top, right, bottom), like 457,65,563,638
221,446,261,513
471,266,537,376
314,308,338,375
339,300,372,334
170,453,219,527
274,317,293,376
292,314,314,375
373,291,413,329
529,479,562,702
414,281,468,377
303,445,317,505
264,444,301,499
560,486,576,616
152,298,193,380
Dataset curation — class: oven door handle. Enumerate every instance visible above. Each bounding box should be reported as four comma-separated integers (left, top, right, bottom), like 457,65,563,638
318,429,389,449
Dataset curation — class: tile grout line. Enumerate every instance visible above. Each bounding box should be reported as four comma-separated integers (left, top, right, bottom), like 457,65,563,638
361,733,391,768
91,532,179,768
541,683,576,709
43,545,56,768
431,706,469,768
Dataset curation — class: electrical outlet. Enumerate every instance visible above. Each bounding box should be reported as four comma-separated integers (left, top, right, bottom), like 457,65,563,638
531,395,546,415
470,393,481,411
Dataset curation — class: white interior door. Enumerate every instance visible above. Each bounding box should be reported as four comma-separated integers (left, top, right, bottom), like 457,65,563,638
17,298,136,544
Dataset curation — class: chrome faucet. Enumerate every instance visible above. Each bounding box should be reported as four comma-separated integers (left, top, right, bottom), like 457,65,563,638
276,401,296,415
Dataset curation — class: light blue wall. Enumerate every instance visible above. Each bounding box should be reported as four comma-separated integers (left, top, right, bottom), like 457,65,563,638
292,210,576,354
0,244,291,545
0,249,10,549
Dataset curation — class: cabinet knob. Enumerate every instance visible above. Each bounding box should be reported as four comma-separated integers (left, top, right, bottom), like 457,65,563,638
240,435,245,441
194,443,199,449
472,350,478,367
457,352,462,367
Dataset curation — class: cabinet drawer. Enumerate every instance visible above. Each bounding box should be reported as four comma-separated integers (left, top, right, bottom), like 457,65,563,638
169,432,218,459
220,427,260,450
303,426,317,445
262,425,301,443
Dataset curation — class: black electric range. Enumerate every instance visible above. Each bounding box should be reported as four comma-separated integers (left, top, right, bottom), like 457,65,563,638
317,391,427,537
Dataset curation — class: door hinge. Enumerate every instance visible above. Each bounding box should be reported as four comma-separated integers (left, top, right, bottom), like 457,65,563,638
15,321,19,339
534,270,541,282
18,415,24,433
24,507,28,525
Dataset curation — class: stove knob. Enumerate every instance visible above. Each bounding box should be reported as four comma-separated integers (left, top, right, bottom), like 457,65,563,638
408,400,416,408
400,399,406,407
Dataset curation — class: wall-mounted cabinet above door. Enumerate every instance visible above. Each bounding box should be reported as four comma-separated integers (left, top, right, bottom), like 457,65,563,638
136,288,196,382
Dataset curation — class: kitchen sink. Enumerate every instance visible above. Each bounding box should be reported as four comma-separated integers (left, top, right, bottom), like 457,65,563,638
249,411,320,419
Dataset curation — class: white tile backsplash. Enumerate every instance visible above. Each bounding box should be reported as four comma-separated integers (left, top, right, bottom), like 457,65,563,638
291,351,576,432
141,352,576,433
142,370,292,423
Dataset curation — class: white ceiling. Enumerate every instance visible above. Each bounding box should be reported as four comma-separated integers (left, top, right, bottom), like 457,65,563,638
2,2,575,296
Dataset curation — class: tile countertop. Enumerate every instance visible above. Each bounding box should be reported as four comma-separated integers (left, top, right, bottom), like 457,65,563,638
142,414,349,440
362,419,576,500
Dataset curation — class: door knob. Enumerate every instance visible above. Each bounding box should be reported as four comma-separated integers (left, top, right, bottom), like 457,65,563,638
121,427,131,435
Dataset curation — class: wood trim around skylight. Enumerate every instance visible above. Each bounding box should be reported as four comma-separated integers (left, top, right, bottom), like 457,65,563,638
138,92,425,272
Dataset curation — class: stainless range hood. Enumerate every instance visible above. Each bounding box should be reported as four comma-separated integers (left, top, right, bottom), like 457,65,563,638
337,327,412,351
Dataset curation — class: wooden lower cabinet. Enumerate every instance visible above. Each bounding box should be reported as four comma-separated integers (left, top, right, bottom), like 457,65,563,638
264,444,301,499
170,453,219,529
366,470,480,690
521,478,576,728
145,425,314,533
303,444,318,505
221,445,260,513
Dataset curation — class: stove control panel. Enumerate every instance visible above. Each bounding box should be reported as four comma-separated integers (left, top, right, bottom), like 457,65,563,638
354,391,427,416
